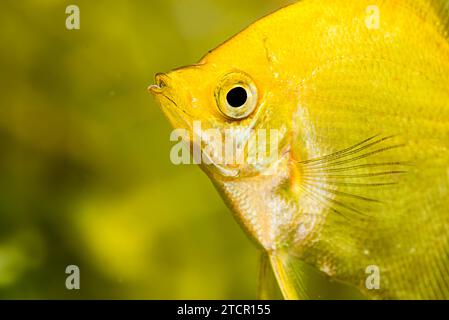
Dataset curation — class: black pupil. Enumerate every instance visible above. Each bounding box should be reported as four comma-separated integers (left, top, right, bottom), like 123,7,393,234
226,87,248,108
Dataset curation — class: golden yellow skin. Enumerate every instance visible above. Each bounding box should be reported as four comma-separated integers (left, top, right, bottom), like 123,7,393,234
151,0,449,299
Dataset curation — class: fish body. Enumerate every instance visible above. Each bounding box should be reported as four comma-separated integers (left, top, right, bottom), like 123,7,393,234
150,0,449,299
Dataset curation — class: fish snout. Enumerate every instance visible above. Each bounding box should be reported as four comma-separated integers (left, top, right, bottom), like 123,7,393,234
148,73,171,94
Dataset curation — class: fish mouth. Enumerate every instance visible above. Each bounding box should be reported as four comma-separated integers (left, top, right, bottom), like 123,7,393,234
148,73,192,129
149,73,241,178
148,72,171,95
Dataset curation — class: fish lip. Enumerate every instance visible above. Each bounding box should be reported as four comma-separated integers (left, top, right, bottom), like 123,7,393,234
150,76,200,136
149,72,195,126
148,73,179,107
148,72,170,94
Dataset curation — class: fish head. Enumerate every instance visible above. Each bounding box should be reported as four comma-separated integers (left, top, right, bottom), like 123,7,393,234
149,36,297,180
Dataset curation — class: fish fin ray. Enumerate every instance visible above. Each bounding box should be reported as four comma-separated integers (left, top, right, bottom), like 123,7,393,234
296,135,410,222
268,251,310,300
258,252,283,300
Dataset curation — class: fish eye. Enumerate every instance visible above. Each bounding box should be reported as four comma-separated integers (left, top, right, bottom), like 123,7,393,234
215,72,258,120
226,87,248,108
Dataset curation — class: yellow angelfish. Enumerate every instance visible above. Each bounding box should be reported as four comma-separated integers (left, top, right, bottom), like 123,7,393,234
149,0,449,299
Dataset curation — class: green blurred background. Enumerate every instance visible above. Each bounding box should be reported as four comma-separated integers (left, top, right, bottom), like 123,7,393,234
0,0,363,299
